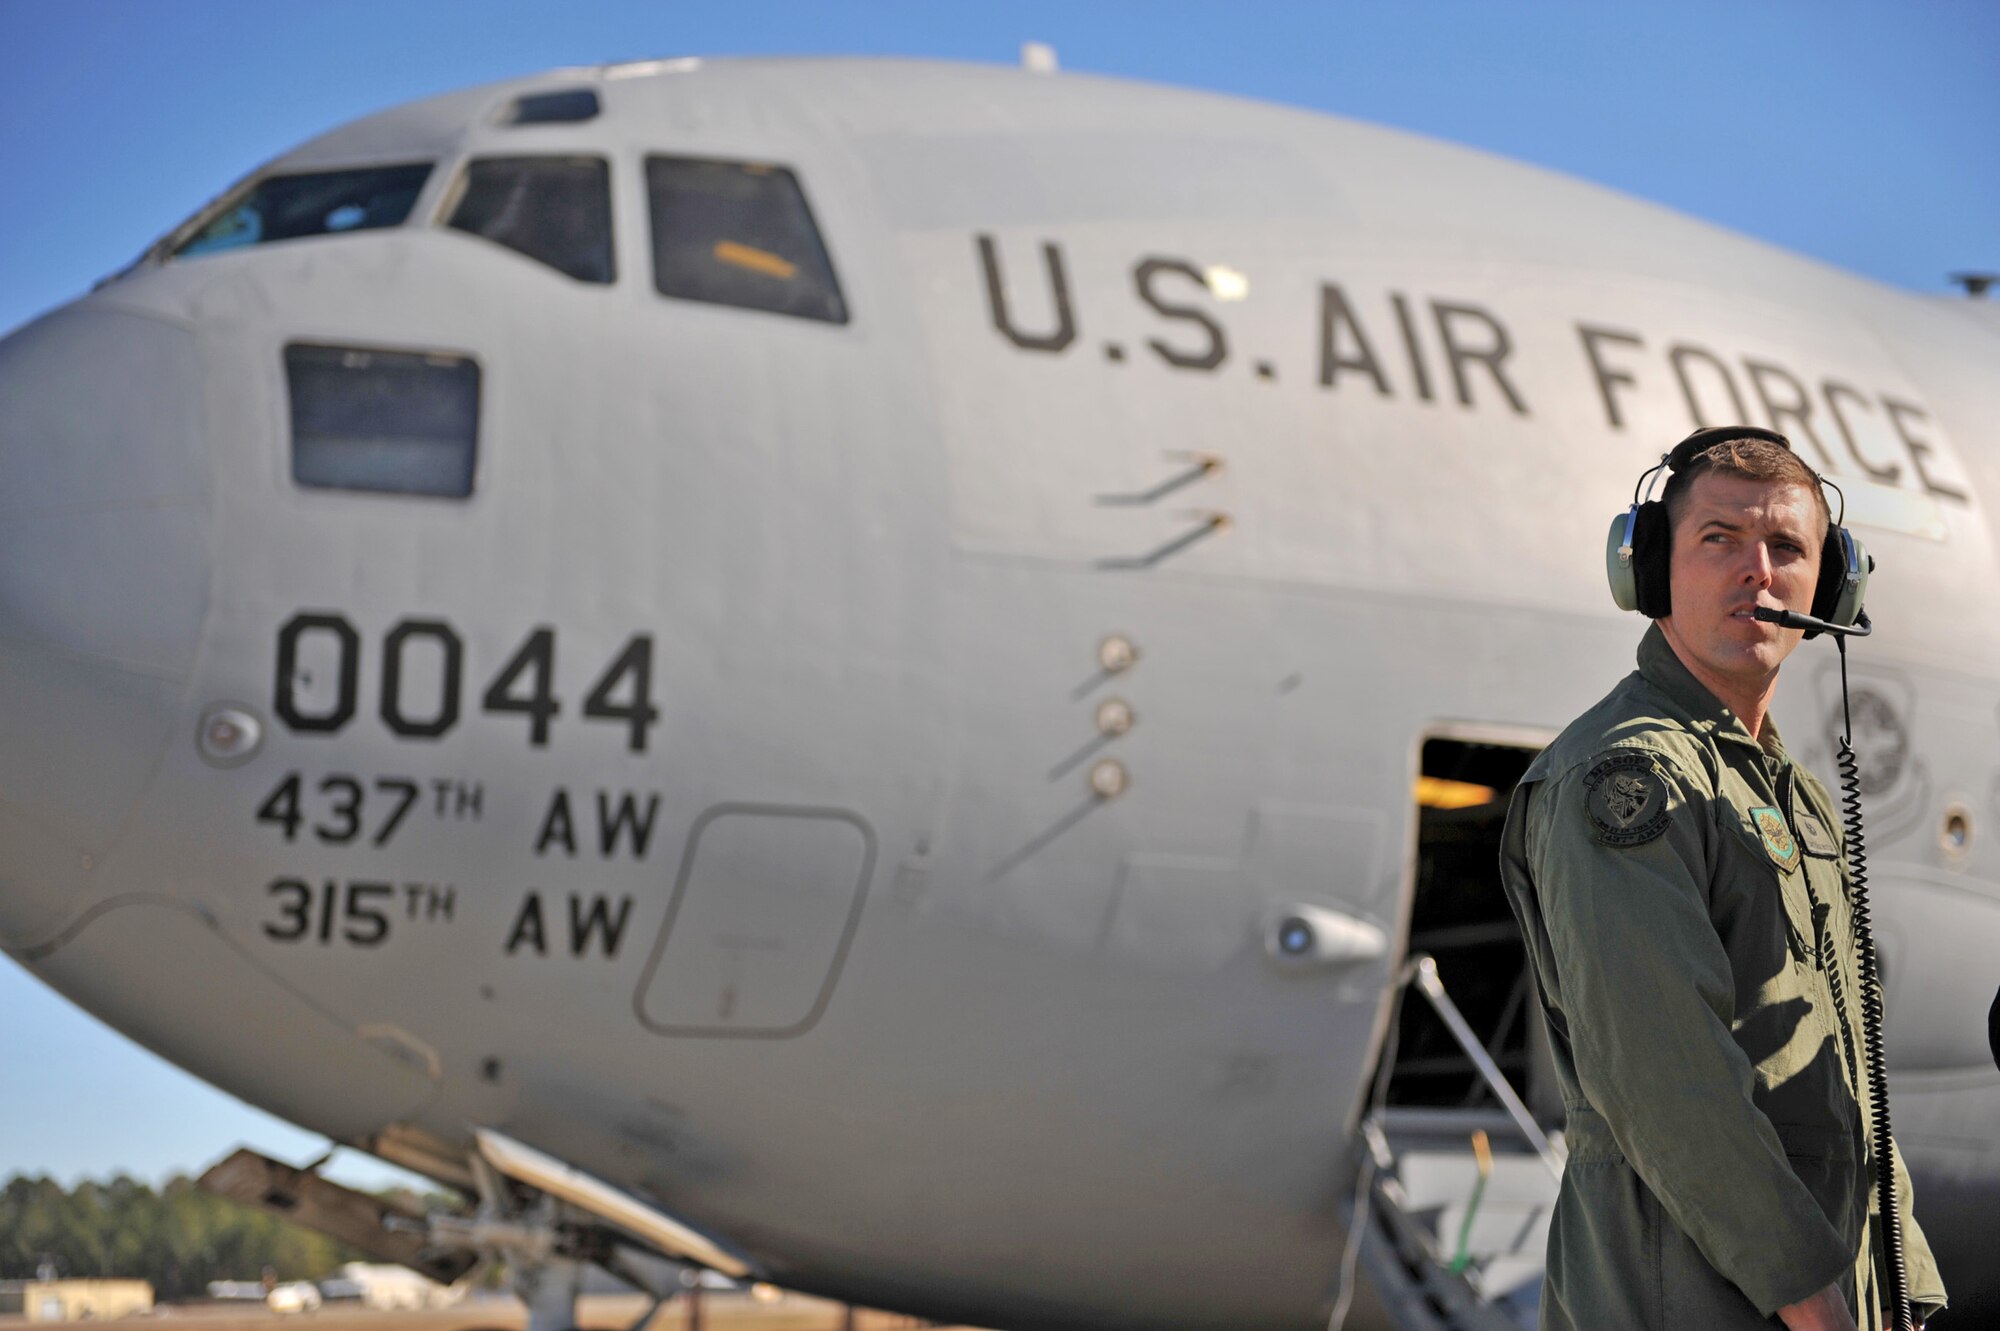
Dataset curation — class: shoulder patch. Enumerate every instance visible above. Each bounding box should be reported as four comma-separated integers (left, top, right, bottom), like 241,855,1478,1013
1750,806,1800,871
1582,752,1672,846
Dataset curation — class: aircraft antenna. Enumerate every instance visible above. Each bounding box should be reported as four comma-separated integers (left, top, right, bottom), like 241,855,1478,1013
1948,271,1995,298
1021,42,1059,73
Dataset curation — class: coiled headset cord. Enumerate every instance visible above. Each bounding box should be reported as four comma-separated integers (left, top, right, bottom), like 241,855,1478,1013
1758,604,1912,1329
1830,632,1914,1331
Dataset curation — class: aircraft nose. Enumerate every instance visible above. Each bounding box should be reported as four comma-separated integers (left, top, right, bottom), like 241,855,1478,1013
0,301,211,948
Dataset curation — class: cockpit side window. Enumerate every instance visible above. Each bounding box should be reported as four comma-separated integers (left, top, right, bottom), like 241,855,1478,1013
174,164,433,258
444,156,614,283
286,344,479,499
645,156,847,324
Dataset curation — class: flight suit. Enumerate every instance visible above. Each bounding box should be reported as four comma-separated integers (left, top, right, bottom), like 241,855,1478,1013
1498,625,1946,1329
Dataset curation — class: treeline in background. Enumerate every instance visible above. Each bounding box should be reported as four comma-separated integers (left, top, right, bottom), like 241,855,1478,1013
0,1173,365,1299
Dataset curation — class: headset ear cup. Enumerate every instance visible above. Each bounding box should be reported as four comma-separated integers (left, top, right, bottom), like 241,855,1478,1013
1812,525,1868,628
1631,502,1671,618
1606,511,1641,611
1811,524,1845,624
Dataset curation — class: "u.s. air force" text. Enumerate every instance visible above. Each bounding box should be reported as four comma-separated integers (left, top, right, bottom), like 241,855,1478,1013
975,235,1966,503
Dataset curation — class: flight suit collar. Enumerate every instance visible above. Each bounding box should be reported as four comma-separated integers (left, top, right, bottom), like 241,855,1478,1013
1635,623,1766,750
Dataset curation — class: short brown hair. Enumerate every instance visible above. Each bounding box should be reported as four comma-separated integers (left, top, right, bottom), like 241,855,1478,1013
1662,437,1830,532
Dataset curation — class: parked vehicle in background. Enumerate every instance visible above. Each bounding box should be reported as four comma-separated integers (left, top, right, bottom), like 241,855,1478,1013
326,1263,463,1311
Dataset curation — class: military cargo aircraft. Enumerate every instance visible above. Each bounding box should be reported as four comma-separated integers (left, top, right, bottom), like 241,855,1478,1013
2,55,1996,1331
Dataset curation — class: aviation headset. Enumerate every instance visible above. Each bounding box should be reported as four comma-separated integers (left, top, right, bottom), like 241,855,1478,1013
1605,425,1869,633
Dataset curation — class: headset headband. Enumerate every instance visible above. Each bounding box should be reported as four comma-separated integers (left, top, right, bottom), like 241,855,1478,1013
1667,425,1792,471
1667,426,1846,525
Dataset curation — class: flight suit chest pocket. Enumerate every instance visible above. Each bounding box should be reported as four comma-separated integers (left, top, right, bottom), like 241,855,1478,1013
1719,791,1793,873
1716,802,1816,971
1787,789,1850,950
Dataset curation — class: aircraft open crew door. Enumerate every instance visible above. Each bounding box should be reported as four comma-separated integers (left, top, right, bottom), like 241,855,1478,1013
1352,727,1560,1328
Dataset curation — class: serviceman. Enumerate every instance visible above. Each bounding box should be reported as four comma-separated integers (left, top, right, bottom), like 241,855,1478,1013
1991,986,1999,1072
1497,428,1947,1330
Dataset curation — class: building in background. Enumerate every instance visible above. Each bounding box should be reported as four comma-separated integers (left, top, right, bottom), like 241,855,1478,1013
0,1279,154,1321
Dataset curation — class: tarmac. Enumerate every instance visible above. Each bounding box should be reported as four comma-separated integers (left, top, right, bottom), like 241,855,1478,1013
0,1295,975,1331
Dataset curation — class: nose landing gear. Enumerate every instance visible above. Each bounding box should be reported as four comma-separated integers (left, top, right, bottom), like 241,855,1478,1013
414,1133,740,1331
198,1131,750,1331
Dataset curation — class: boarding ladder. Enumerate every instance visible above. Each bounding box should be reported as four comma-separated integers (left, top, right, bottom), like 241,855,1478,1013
1344,955,1567,1331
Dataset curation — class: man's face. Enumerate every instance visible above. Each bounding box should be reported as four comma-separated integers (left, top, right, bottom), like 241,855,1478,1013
1658,470,1824,695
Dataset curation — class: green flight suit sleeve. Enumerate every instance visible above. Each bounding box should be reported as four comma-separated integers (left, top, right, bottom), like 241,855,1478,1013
1890,1137,1948,1321
1528,746,1855,1316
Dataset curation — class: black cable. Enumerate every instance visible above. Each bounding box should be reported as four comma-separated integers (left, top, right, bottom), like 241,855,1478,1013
1833,633,1913,1331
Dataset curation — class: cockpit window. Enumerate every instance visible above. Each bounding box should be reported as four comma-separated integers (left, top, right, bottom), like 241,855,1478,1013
174,164,433,258
286,344,479,499
505,89,600,124
445,156,614,283
645,156,847,324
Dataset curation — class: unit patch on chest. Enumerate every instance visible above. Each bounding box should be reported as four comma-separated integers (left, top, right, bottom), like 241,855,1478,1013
1794,811,1839,858
1582,752,1671,846
1750,806,1800,871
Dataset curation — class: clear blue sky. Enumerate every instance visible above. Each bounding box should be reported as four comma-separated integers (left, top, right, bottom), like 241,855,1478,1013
1,0,1995,1188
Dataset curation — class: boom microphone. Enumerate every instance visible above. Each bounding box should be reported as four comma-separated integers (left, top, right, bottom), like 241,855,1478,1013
1752,606,1873,637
